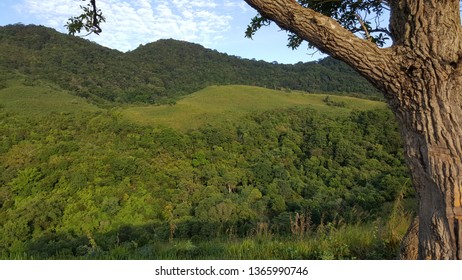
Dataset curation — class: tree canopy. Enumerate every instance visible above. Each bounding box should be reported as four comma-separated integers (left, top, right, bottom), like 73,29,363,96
0,75,411,258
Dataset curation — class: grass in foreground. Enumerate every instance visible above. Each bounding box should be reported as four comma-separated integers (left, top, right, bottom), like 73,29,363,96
3,213,411,260
109,216,409,260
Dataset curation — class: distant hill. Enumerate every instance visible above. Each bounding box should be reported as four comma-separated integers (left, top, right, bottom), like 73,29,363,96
0,24,381,105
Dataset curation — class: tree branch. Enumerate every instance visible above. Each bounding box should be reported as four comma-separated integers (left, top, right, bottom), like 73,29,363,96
90,0,103,34
355,13,371,41
244,0,395,89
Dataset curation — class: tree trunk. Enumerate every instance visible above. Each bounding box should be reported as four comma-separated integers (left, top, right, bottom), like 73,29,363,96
382,0,462,259
389,66,462,259
244,0,462,259
400,216,419,259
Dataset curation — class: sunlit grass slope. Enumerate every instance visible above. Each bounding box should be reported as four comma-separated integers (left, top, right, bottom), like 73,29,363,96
0,81,386,130
122,85,387,130
0,78,99,116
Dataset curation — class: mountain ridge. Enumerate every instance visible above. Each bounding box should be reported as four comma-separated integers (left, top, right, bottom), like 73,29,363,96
0,24,380,105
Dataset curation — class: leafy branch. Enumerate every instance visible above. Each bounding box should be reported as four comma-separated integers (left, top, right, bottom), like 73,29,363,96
246,0,391,49
65,0,105,36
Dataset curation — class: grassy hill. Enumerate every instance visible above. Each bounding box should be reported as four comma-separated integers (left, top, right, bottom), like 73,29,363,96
122,85,386,130
0,75,99,116
0,75,385,130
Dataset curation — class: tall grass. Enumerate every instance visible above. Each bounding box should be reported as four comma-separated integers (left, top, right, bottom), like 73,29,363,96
1,187,413,260
3,212,411,260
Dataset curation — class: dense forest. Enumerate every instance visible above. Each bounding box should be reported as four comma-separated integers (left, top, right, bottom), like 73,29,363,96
0,78,413,259
0,24,414,259
0,24,380,105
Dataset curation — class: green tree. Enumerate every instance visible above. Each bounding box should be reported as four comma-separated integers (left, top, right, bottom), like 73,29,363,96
9,167,42,198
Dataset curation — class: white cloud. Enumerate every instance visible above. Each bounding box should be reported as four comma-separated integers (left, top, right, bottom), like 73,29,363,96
223,0,248,12
18,0,235,51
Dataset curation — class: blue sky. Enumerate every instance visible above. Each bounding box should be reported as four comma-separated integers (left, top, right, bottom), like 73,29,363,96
0,0,326,64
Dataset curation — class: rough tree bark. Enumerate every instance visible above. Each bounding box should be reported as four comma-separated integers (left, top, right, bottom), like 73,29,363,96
244,0,462,259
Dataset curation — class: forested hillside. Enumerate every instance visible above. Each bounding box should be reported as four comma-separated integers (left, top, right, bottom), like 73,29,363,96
0,74,413,259
0,24,380,105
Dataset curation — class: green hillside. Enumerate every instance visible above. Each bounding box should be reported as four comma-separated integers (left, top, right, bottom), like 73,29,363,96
0,75,384,129
123,85,386,130
0,24,381,105
0,75,99,116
